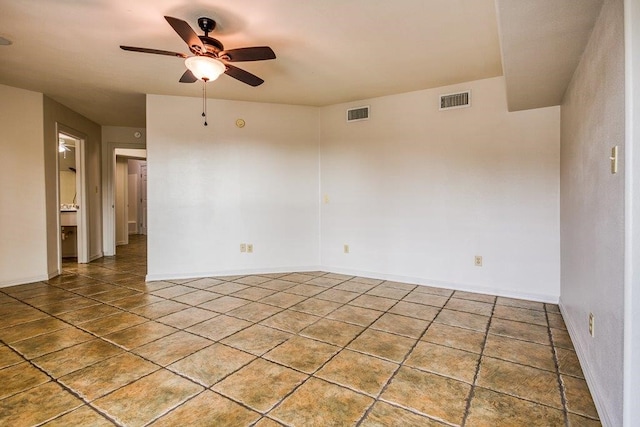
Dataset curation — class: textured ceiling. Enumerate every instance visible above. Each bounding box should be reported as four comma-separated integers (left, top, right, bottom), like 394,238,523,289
0,0,600,126
496,0,603,111
0,0,503,126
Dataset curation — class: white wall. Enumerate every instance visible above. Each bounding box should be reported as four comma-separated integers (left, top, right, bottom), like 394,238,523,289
560,0,625,425
320,77,561,301
0,85,47,287
146,95,320,280
624,0,640,423
43,96,103,269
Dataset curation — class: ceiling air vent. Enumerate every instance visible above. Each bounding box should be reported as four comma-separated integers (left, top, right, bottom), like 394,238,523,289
346,106,370,122
439,90,471,110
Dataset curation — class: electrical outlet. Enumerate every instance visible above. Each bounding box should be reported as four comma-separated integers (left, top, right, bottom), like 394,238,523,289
343,244,350,254
240,243,246,253
247,244,253,253
474,256,483,267
589,312,595,337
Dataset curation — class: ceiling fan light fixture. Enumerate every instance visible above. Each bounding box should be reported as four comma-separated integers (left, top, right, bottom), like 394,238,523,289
185,56,225,81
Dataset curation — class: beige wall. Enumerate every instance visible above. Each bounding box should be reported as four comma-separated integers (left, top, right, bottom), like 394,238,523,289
0,85,47,286
43,96,103,273
560,0,625,424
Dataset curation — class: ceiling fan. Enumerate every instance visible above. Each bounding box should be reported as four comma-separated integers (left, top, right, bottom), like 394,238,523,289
120,16,276,87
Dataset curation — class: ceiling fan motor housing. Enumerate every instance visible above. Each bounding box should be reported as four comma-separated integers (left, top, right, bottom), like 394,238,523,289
200,37,224,55
196,17,224,56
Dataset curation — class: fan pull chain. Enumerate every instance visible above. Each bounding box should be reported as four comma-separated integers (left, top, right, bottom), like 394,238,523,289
202,79,208,126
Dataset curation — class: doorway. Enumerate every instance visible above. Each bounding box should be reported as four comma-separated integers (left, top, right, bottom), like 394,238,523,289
115,155,147,248
102,139,146,257
56,126,88,267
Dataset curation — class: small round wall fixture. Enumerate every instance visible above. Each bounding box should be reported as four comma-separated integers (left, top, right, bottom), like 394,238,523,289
235,119,246,128
134,131,141,138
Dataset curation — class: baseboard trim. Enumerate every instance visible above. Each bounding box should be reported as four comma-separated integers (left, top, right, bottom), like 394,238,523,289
146,265,324,282
559,300,614,426
320,266,559,303
145,264,559,303
88,252,103,263
0,274,50,288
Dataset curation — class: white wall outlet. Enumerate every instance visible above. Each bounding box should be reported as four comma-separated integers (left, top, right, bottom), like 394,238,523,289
343,244,350,254
474,255,483,266
247,243,254,253
323,194,330,204
240,243,246,253
589,312,595,337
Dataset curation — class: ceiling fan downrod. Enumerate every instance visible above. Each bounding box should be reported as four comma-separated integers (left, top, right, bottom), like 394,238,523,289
197,17,216,37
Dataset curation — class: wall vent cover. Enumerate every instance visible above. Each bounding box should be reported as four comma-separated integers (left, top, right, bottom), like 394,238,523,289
439,90,471,110
346,106,370,122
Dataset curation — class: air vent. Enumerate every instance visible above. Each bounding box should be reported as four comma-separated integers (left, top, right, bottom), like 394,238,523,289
439,90,471,110
346,106,370,122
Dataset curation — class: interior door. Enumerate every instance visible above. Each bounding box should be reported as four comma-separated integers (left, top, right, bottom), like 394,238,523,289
140,162,147,235
115,157,128,246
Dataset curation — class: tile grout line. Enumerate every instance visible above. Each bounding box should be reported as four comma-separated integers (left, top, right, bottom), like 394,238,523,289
0,334,122,426
125,272,348,427
52,254,228,426
546,303,571,427
0,279,227,425
258,282,391,423
459,295,497,426
355,286,459,427
3,255,591,426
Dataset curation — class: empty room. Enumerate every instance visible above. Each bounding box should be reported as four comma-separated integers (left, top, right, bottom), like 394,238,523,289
0,0,639,426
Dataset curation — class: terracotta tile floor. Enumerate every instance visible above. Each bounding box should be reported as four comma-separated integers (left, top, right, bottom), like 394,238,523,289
0,236,601,426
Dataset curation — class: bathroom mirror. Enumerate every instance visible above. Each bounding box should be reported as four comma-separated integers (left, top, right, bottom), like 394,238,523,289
59,137,76,208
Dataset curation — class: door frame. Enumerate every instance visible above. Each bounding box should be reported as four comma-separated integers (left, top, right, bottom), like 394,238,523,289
102,141,146,256
139,162,147,235
56,124,88,267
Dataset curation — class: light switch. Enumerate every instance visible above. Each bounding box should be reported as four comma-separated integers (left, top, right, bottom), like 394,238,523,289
610,146,618,174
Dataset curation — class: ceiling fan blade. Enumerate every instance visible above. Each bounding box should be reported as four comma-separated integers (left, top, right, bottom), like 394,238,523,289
120,46,187,58
220,46,276,62
164,16,206,53
179,69,198,83
224,64,265,87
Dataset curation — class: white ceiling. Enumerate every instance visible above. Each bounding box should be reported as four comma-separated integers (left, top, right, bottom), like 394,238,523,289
497,0,603,111
0,0,601,127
